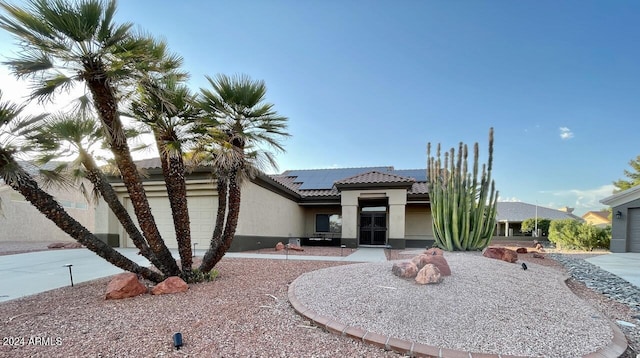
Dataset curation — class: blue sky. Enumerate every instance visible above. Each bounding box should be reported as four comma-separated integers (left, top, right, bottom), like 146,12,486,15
1,1,639,216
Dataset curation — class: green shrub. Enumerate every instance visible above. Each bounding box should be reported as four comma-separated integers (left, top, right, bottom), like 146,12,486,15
184,268,220,283
548,219,611,251
521,218,551,236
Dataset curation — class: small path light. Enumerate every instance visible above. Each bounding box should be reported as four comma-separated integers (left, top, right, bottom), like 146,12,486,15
62,264,74,287
385,244,392,260
173,332,183,350
192,242,198,257
341,244,346,256
285,243,290,260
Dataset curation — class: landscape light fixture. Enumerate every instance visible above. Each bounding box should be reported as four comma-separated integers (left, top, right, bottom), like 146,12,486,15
173,332,183,350
616,211,622,219
62,264,74,287
341,244,346,256
192,242,198,257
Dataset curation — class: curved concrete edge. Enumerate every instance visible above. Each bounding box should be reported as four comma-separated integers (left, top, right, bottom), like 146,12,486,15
558,275,628,358
287,271,628,358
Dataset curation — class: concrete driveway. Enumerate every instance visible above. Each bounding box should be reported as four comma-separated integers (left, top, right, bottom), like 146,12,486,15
585,252,640,288
0,249,150,303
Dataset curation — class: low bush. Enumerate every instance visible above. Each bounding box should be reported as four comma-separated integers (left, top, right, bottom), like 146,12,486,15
548,219,611,251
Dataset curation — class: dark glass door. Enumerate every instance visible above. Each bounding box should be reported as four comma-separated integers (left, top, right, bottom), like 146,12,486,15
359,212,387,245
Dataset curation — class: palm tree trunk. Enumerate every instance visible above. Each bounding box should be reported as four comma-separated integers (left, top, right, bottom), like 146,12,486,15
1,152,164,283
200,171,240,272
80,150,161,266
156,142,193,272
199,176,228,271
85,77,180,277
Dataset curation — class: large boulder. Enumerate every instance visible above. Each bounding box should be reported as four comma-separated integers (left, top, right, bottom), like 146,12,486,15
411,254,451,276
391,261,419,278
151,276,189,295
415,264,443,285
516,247,528,254
482,247,518,263
105,273,147,300
423,247,444,256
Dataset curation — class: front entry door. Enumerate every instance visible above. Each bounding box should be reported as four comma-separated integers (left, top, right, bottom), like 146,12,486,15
359,212,387,245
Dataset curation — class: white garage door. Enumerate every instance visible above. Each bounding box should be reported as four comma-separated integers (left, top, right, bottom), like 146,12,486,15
629,208,640,253
124,195,216,249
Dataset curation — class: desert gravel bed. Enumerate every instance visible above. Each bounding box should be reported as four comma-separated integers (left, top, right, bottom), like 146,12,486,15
0,258,397,358
293,252,615,357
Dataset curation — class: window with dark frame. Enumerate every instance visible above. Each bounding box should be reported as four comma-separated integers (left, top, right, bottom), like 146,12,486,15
315,214,342,233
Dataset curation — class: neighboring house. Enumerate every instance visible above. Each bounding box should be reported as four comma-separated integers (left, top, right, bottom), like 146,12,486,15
582,210,611,227
0,162,95,243
96,160,432,250
495,202,582,237
600,186,640,253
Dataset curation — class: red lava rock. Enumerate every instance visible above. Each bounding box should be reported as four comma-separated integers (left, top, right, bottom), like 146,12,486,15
105,273,147,300
63,242,83,249
288,244,304,252
415,264,443,285
423,247,444,256
275,242,285,251
391,261,419,278
47,242,67,249
151,276,188,295
482,247,518,263
516,247,528,254
412,254,451,276
532,253,545,259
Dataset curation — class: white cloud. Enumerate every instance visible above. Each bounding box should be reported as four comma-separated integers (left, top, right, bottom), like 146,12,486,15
498,196,521,202
548,184,616,214
559,127,574,140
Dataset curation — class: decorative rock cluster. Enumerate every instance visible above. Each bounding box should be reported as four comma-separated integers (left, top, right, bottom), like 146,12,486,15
47,242,83,249
391,248,451,285
105,273,188,300
275,242,304,251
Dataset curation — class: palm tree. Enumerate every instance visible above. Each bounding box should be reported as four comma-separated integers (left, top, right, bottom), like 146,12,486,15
0,0,180,276
197,74,289,272
0,90,164,282
26,114,168,268
129,75,199,273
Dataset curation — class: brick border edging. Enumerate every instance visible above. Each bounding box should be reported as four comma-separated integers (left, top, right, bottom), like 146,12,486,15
287,273,628,358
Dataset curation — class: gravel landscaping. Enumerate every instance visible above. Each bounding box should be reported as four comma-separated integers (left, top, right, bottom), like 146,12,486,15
0,244,639,357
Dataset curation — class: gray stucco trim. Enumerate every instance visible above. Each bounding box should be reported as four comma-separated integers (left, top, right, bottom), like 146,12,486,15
610,197,640,253
228,235,288,252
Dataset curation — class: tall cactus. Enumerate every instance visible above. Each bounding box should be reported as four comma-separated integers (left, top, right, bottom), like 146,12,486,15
427,128,498,251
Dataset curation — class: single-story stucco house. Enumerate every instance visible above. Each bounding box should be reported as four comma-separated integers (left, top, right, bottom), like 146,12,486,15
495,202,583,237
581,210,611,228
93,158,585,251
601,186,640,253
95,160,432,250
0,162,95,243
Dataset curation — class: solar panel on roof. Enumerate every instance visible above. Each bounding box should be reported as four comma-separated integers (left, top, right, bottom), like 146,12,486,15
288,167,392,189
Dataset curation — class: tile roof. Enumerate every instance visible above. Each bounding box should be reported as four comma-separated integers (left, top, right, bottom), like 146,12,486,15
334,171,415,185
496,202,583,222
270,166,428,199
582,210,610,220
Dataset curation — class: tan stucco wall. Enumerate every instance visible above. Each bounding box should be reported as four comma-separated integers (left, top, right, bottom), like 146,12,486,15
108,179,305,248
582,213,611,226
236,182,305,237
404,204,433,241
0,181,95,243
